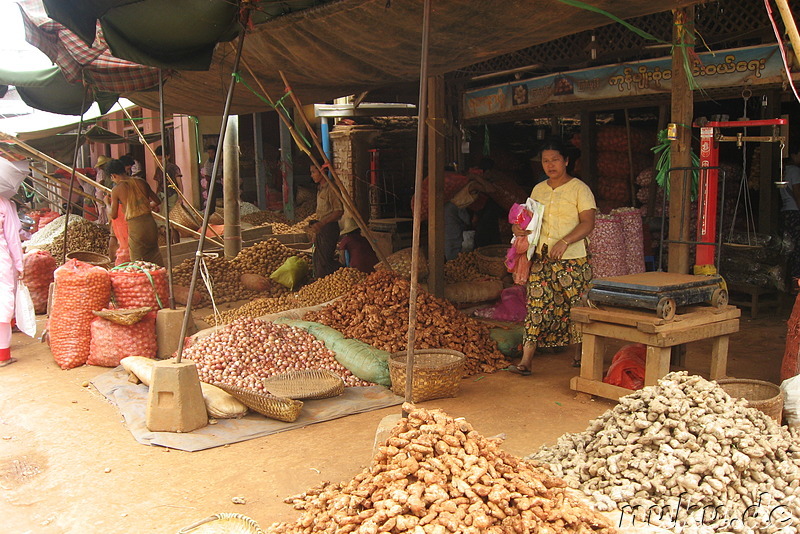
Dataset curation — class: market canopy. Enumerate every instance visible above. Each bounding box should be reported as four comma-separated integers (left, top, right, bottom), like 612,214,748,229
42,0,701,115
0,66,93,115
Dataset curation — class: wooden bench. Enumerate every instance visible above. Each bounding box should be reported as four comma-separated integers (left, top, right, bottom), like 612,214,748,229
569,304,740,401
726,282,781,319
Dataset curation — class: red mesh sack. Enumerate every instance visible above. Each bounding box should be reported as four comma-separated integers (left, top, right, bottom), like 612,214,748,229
109,262,169,310
49,259,111,369
37,210,59,231
88,312,157,367
603,343,647,390
23,250,57,314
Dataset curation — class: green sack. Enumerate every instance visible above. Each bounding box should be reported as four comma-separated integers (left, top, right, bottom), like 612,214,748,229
329,338,391,387
270,256,309,290
490,326,524,357
275,318,345,345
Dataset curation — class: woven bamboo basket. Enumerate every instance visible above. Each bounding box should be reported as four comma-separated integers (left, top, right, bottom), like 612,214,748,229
178,513,264,534
169,202,200,237
389,349,466,403
474,245,509,278
66,250,112,269
213,383,303,422
262,369,345,400
717,378,785,424
92,306,152,326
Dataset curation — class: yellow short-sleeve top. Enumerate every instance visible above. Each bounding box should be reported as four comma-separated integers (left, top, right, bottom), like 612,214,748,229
530,178,596,259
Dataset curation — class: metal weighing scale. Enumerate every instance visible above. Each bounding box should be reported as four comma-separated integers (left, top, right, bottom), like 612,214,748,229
586,272,728,320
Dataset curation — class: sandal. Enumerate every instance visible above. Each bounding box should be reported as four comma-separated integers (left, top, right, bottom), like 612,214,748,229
571,357,581,368
0,358,18,368
506,364,532,376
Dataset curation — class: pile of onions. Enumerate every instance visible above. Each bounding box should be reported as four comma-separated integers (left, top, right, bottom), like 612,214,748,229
184,318,371,391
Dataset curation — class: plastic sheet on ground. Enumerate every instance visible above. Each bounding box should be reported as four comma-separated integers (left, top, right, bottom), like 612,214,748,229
91,366,403,452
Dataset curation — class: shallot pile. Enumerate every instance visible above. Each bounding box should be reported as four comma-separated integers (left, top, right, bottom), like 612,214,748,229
205,268,367,326
184,318,371,391
530,372,800,533
266,404,615,534
307,271,509,376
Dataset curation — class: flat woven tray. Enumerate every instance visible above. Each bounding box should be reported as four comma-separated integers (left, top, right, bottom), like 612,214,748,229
262,369,345,400
474,245,509,278
92,306,152,326
178,513,264,534
213,383,303,422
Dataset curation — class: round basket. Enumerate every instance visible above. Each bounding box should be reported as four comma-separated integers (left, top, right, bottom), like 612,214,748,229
389,349,466,403
66,250,112,269
717,378,785,424
474,245,509,278
92,306,152,326
262,369,345,400
178,513,264,534
213,383,303,422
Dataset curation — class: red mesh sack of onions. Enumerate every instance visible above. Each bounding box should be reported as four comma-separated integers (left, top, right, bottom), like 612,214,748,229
109,261,169,310
184,317,371,391
23,250,57,314
48,259,111,369
88,312,156,367
587,215,628,278
612,207,646,275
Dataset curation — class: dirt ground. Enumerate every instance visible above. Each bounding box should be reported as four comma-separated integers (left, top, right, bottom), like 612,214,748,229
0,299,792,534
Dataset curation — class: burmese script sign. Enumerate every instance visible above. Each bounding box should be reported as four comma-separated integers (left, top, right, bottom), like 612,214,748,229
464,45,786,120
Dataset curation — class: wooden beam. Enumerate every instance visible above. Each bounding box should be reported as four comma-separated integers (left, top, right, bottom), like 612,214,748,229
427,75,446,298
579,110,597,190
667,6,694,274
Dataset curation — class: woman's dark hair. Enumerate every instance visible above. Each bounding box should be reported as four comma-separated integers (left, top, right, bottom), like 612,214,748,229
106,159,126,175
119,155,135,167
537,138,572,160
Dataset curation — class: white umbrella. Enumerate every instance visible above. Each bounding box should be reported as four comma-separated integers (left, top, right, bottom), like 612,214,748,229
0,157,26,199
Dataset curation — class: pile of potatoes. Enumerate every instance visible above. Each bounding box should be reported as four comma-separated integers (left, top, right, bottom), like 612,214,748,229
205,268,367,326
530,372,800,533
230,238,310,277
171,256,261,305
266,403,615,534
306,271,508,376
271,215,316,236
444,251,490,284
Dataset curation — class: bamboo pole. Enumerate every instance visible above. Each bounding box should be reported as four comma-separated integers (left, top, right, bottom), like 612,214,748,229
23,177,86,213
158,69,175,309
277,71,392,270
775,0,800,69
0,133,223,247
404,0,432,409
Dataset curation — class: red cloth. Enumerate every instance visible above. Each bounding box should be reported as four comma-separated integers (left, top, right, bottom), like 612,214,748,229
782,293,800,381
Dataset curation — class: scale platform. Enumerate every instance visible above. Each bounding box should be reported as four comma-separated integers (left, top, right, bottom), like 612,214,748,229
586,272,728,320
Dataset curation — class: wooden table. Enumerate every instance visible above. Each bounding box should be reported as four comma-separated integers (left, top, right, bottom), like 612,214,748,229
569,304,740,401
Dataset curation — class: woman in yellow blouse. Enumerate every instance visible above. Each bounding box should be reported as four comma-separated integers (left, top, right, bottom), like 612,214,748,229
508,140,596,375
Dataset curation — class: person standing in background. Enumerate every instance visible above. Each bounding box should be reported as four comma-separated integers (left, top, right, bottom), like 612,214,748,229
308,164,344,278
0,194,24,367
93,155,111,224
154,146,183,211
200,145,217,208
780,142,800,293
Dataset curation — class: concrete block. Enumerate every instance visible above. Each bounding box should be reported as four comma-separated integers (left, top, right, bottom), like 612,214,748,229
146,359,208,433
156,307,196,359
372,413,403,458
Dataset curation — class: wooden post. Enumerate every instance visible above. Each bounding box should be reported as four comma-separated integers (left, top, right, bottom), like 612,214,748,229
624,108,637,206
667,6,695,274
254,113,267,210
427,75,446,298
223,116,242,257
279,114,295,221
579,110,597,190
759,89,781,235
648,105,670,218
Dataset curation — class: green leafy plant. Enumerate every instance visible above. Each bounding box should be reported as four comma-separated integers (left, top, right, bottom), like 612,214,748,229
652,128,699,201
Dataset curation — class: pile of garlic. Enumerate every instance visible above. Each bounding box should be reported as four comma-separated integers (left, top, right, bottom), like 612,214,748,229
531,372,800,533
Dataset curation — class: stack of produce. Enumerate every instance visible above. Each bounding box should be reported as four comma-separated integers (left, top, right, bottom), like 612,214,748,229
266,404,615,534
444,251,487,284
271,215,315,236
205,268,367,326
530,372,800,531
241,210,285,226
610,207,645,275
24,216,109,261
587,215,627,278
171,256,259,305
374,248,428,280
110,261,169,310
307,271,508,375
230,238,309,277
574,126,654,211
23,250,57,314
183,318,371,390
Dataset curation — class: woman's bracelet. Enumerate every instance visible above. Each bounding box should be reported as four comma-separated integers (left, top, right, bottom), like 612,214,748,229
560,238,570,246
